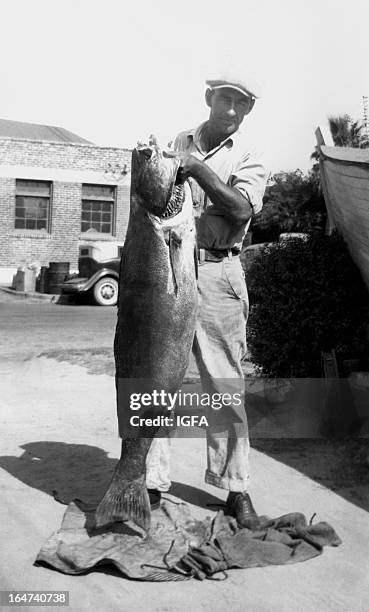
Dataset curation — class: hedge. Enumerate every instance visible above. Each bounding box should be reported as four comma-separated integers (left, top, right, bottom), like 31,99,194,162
246,233,369,377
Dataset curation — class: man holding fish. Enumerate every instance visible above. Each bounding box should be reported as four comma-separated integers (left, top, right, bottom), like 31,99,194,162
145,69,269,527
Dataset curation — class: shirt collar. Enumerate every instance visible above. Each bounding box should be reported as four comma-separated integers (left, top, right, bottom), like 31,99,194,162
189,121,243,155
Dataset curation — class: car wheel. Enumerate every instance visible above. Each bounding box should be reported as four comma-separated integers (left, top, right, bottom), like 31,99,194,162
92,277,118,306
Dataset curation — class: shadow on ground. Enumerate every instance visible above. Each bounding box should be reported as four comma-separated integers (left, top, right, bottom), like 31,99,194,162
2,435,367,517
243,379,369,513
56,293,96,306
0,441,223,510
252,438,369,513
38,348,115,376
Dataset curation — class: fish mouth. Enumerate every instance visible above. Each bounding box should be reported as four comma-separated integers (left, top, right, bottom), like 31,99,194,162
161,167,185,220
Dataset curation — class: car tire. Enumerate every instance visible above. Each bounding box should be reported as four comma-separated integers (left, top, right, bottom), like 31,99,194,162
92,277,118,306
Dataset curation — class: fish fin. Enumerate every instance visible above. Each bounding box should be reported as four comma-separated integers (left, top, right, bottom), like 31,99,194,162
94,473,151,531
169,230,183,294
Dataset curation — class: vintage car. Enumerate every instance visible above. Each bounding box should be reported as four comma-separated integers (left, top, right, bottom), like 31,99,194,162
61,242,123,306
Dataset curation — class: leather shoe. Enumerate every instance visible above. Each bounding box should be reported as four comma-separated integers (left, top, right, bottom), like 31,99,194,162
225,491,260,529
148,489,161,510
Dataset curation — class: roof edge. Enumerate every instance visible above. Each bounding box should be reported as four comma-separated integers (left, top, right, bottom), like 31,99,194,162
0,135,132,153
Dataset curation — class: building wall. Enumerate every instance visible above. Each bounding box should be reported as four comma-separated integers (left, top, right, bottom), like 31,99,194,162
0,138,132,172
0,137,132,280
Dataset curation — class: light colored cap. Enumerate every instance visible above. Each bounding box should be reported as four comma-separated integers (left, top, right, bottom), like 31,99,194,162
206,70,262,100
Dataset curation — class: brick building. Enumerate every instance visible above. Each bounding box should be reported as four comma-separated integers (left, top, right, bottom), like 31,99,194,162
0,118,132,283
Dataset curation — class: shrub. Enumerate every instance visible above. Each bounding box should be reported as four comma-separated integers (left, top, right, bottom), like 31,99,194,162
247,233,369,377
251,169,326,243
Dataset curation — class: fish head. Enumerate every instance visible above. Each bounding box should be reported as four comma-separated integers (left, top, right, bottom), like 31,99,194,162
131,142,185,219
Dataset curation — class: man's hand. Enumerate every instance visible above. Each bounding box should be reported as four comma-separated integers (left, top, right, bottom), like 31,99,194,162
176,152,203,181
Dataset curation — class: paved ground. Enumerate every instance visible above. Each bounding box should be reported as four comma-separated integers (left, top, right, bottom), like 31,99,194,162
1,357,368,611
1,289,368,611
0,290,116,359
0,288,201,376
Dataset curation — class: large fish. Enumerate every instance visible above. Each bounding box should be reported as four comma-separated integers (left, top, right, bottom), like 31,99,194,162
95,138,197,531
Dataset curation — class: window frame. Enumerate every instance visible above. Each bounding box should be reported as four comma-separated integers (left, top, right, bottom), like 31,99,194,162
14,179,52,232
81,183,116,236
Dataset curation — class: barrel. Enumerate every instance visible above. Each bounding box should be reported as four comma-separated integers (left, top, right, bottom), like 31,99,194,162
47,262,70,294
37,266,49,293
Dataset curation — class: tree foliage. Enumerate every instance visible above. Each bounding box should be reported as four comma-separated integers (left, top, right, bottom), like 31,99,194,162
251,169,326,243
328,114,369,148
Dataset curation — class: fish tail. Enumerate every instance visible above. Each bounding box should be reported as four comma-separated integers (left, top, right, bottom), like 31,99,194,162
94,471,150,531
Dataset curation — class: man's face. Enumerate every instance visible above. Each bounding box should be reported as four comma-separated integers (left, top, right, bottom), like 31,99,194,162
207,87,254,138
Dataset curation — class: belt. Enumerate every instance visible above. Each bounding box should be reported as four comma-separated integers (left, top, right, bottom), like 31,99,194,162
197,248,240,262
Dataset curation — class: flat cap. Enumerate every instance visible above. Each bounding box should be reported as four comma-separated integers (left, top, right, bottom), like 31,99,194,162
206,70,262,100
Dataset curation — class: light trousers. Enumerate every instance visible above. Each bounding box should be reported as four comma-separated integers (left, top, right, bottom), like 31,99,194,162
146,254,250,492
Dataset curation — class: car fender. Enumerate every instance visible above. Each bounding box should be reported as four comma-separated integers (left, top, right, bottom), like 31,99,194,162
83,268,119,291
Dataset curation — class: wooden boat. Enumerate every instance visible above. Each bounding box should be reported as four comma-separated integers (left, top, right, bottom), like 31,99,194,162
316,128,369,292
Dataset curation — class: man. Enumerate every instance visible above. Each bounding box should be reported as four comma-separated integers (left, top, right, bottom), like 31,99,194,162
146,71,269,526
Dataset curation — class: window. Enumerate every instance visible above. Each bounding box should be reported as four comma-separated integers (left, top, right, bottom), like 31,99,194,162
81,184,115,234
15,179,51,230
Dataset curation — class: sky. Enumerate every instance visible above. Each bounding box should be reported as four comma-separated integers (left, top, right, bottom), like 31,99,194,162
1,0,369,173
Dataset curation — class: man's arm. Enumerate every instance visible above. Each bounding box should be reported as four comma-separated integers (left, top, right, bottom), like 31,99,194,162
178,153,252,225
